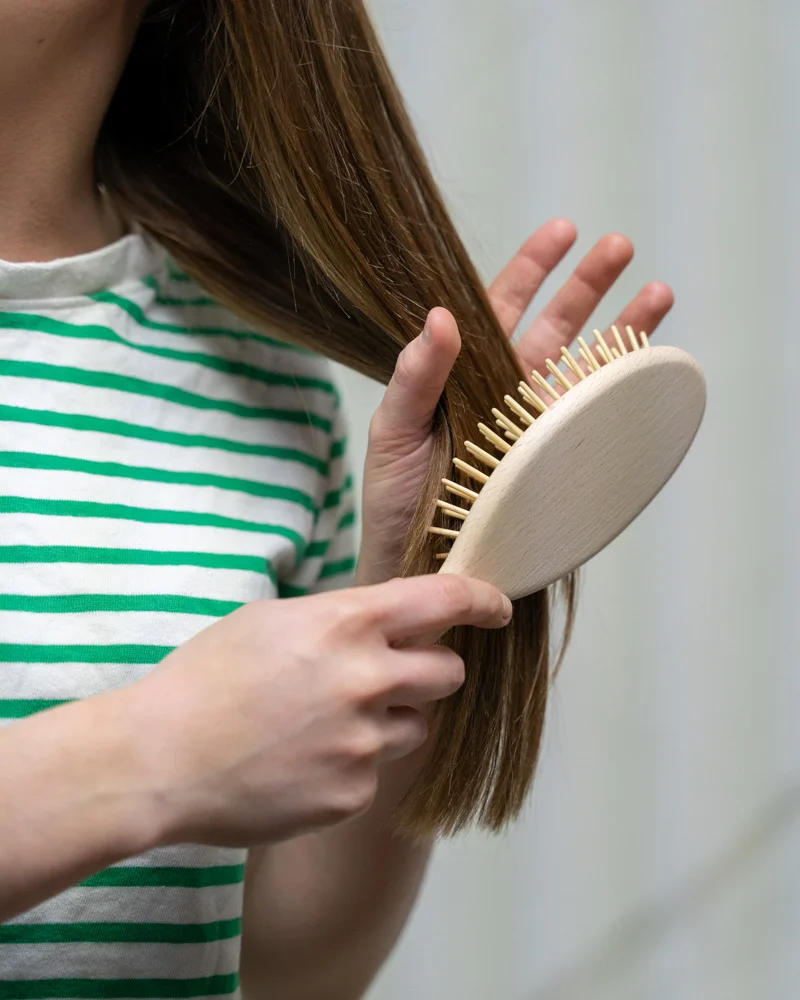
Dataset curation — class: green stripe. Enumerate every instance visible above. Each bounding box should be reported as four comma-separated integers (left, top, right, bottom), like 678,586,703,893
0,594,242,616
0,644,172,664
0,545,275,577
0,404,328,473
0,311,336,396
91,287,301,355
0,496,307,554
319,556,357,580
338,509,356,531
278,583,309,599
0,974,238,999
81,864,246,888
324,474,354,510
142,274,217,307
0,698,71,718
0,452,317,512
0,359,332,431
330,438,347,460
0,917,241,945
166,264,194,284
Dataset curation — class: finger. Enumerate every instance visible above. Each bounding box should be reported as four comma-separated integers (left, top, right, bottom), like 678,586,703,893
380,706,430,761
384,645,466,707
567,282,676,376
605,281,674,342
371,307,460,444
487,219,578,336
515,233,634,373
370,574,513,642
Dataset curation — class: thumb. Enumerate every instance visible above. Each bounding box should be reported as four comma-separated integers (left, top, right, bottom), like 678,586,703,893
373,307,461,443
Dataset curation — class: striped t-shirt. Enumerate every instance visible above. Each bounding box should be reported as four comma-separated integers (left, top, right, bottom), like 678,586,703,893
0,230,356,996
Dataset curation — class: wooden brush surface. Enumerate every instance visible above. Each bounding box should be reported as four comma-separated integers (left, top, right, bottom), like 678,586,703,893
439,346,706,599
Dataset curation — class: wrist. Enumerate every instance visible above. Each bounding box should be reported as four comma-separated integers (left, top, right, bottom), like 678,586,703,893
75,685,171,859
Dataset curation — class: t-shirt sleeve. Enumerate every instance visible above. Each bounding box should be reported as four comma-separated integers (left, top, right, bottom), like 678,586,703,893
278,398,357,597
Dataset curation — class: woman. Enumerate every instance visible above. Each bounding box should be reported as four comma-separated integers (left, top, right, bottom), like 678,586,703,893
0,0,673,995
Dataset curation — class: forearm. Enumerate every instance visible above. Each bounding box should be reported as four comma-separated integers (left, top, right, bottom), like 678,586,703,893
0,688,162,921
240,745,433,1000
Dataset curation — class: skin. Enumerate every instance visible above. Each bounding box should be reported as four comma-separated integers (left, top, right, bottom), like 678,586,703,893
0,1,674,996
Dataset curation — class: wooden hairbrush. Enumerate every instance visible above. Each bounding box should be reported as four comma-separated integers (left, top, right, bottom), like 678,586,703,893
429,326,706,599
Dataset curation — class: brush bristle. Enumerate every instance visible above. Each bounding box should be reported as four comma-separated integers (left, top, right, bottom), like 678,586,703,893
428,328,651,556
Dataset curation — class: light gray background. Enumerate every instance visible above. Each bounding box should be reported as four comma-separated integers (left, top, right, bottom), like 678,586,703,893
338,2,797,998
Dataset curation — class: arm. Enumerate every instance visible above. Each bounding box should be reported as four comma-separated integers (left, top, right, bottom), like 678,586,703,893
240,749,431,1000
0,689,161,921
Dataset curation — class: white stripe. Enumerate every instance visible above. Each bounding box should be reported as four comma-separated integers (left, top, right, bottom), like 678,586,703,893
0,512,300,563
1,421,328,491
0,468,318,530
0,563,277,603
0,375,331,452
0,610,216,647
6,333,337,418
0,662,153,700
0,940,241,980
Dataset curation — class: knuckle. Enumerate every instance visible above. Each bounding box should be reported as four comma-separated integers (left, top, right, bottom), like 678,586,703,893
345,722,383,763
440,648,466,688
328,772,379,822
436,573,474,618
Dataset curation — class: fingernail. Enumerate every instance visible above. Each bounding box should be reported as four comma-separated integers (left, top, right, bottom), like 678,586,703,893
501,595,513,622
421,324,431,344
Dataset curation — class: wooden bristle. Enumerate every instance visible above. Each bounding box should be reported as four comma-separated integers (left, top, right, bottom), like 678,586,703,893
464,441,500,469
429,526,459,539
640,330,650,348
518,381,547,414
578,336,601,372
530,370,559,401
453,457,490,484
491,408,523,440
434,553,448,561
593,329,614,365
561,347,586,381
436,499,468,520
477,422,512,453
545,359,573,391
625,325,639,352
503,395,535,427
611,347,622,360
442,478,478,502
611,325,628,356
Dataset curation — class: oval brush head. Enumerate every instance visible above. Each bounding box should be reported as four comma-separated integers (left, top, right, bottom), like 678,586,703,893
429,327,706,600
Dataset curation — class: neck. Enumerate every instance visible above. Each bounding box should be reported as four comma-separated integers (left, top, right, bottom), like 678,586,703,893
0,2,144,263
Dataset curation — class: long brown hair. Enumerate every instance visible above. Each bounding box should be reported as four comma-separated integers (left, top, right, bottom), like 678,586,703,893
97,0,576,836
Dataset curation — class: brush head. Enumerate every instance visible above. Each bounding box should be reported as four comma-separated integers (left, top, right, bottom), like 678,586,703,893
433,338,706,600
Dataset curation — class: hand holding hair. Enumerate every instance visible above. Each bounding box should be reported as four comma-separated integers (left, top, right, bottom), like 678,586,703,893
358,221,674,591
0,574,510,920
